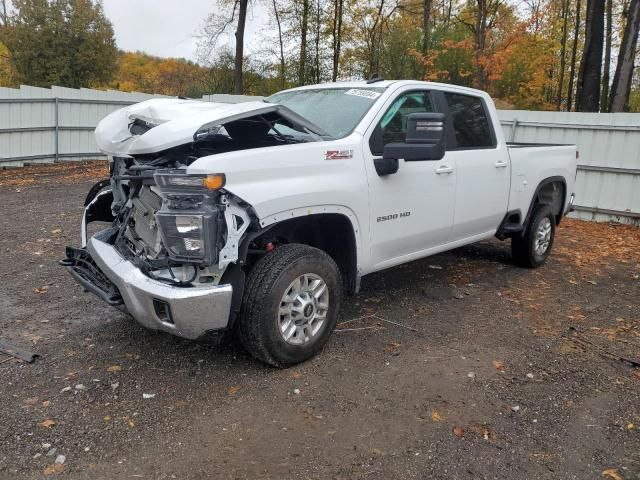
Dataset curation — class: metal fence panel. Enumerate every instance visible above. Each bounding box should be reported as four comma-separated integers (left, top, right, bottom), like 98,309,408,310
499,110,640,223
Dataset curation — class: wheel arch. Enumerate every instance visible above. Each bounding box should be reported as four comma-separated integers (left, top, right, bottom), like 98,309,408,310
239,208,362,295
524,176,567,227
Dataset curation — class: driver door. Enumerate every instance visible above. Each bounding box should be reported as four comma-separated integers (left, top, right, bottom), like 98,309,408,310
363,89,457,271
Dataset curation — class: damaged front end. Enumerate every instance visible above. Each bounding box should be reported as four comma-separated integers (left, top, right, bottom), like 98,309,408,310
61,155,249,339
61,97,328,339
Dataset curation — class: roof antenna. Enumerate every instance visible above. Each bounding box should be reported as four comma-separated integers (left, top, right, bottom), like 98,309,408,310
367,73,384,84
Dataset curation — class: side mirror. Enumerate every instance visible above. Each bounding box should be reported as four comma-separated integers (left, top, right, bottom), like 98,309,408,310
383,113,446,162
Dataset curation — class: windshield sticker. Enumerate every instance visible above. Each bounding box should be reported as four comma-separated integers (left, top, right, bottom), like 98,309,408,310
344,89,381,99
325,149,353,160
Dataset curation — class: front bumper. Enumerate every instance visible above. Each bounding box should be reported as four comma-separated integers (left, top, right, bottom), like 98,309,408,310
64,233,233,340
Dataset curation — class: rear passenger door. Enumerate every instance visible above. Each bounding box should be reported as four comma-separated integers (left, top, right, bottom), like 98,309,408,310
438,91,510,242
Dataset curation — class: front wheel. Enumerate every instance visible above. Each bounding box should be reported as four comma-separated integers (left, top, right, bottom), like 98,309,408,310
237,244,342,367
512,204,556,268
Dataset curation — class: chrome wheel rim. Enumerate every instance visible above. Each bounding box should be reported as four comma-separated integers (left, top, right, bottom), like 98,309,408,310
278,273,329,345
534,217,552,256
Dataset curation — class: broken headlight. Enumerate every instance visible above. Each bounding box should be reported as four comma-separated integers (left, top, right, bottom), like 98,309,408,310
156,214,209,260
154,170,223,265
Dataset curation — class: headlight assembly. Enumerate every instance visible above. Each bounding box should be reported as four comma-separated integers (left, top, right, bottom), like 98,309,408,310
153,170,224,265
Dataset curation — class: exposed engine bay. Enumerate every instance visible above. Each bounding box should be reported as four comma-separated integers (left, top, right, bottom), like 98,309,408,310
81,100,332,289
92,155,254,288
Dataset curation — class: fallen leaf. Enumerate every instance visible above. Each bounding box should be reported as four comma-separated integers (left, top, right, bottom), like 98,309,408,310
431,410,443,422
627,422,635,430
634,370,640,381
24,398,39,406
40,419,56,428
602,468,623,480
43,463,65,475
227,385,240,395
106,365,122,372
34,286,49,294
289,371,302,380
174,400,188,408
51,229,62,234
42,400,51,407
384,341,402,353
103,416,111,422
492,360,506,371
452,426,465,438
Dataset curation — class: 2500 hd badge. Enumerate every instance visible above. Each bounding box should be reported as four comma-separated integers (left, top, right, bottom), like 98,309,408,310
377,211,411,222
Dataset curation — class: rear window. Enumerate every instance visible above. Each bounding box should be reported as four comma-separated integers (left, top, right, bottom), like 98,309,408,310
444,93,495,149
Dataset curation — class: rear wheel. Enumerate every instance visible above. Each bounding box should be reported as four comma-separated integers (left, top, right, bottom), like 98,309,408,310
512,204,556,268
237,243,341,367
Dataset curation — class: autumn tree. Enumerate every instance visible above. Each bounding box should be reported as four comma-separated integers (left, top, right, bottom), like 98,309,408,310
199,0,251,94
609,0,640,111
575,0,604,111
1,0,117,88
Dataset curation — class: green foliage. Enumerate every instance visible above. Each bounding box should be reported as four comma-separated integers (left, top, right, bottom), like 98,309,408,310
1,0,117,88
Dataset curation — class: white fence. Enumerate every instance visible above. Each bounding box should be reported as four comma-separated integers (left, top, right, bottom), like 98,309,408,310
498,110,640,223
1,86,639,223
0,85,259,167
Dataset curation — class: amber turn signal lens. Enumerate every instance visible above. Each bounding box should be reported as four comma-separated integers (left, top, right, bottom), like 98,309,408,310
203,174,225,190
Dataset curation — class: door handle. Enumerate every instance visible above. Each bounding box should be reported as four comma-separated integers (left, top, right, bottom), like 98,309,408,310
495,160,508,168
435,165,454,175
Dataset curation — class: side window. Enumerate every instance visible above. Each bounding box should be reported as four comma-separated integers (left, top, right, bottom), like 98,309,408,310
379,91,434,145
443,93,494,149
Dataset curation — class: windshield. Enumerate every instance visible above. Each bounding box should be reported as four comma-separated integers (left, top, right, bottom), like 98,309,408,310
266,87,386,138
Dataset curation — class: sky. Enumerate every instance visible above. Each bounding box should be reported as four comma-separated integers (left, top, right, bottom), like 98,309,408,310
101,0,267,63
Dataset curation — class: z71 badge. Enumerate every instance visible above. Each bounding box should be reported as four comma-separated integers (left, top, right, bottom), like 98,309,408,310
325,150,353,160
377,211,411,222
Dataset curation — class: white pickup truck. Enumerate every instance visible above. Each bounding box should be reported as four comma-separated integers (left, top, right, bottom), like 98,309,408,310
62,80,577,367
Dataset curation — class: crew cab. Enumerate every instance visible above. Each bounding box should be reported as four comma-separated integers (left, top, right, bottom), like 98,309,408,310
62,80,577,367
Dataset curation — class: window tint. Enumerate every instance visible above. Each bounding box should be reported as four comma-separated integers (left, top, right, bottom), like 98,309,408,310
444,93,494,148
379,91,434,145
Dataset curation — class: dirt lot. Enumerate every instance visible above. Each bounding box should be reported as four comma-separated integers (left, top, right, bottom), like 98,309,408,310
1,161,639,480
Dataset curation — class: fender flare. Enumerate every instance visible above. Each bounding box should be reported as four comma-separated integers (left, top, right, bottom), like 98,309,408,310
239,204,363,284
523,176,567,227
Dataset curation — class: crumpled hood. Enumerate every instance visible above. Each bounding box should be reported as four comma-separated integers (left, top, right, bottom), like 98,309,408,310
95,98,274,157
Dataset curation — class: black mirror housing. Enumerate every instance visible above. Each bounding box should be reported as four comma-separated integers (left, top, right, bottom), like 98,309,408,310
374,157,399,176
383,112,446,162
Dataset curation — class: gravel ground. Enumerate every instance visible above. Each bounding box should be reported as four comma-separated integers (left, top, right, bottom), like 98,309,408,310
1,162,639,480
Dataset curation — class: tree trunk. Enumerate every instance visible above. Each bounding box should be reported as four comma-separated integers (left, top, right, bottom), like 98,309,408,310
567,0,581,110
600,0,612,110
610,0,640,112
473,0,488,90
272,0,286,89
331,0,343,81
576,0,604,112
422,0,432,53
298,0,309,85
314,0,320,83
556,0,570,110
233,0,248,94
1,0,7,25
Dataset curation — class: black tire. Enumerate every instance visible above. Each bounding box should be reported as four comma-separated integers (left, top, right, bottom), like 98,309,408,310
512,204,556,268
237,243,342,368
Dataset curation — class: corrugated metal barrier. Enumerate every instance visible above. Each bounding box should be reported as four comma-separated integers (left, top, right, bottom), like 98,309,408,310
498,110,640,223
